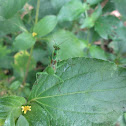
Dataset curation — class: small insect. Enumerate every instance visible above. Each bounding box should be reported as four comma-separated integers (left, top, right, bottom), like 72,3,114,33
50,43,61,73
48,35,64,71
48,38,66,93
34,37,66,94
42,37,62,75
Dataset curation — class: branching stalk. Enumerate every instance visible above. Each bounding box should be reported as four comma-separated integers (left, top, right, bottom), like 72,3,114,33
22,0,40,86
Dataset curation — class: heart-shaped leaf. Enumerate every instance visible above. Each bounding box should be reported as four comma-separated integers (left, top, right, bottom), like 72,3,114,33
28,57,126,125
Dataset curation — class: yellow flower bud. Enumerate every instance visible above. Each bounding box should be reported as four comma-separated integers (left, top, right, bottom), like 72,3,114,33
32,32,37,37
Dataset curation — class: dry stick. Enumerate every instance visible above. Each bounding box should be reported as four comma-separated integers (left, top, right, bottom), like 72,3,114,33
22,0,40,86
101,0,108,8
94,0,108,9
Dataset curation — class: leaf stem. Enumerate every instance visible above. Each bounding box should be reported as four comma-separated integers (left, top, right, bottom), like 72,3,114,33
22,0,40,86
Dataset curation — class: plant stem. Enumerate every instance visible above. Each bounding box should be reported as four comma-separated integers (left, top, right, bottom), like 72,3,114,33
35,0,40,24
22,46,34,85
22,0,40,86
85,10,88,18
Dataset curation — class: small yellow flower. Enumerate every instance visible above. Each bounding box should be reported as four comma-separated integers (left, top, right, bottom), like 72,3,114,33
88,43,91,47
32,32,37,37
21,106,31,114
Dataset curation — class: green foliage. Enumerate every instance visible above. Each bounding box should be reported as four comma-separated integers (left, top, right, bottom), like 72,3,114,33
81,5,102,28
95,15,119,39
87,0,102,5
0,0,28,19
0,45,10,57
0,45,12,69
29,0,71,19
114,0,126,18
48,30,85,60
89,45,107,60
16,115,29,126
28,58,126,125
0,0,126,125
33,15,57,37
9,81,22,91
13,32,36,50
25,103,50,126
109,27,126,58
57,0,86,22
32,48,49,65
13,51,36,79
0,96,26,119
0,15,26,37
4,113,15,126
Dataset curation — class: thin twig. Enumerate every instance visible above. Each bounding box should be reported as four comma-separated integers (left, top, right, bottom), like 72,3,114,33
22,46,34,85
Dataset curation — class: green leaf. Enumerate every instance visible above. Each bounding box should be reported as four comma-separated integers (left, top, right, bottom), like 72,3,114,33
0,0,28,19
122,113,126,125
81,5,102,28
13,32,36,51
10,81,21,91
29,0,71,19
95,15,119,39
47,30,85,60
0,45,10,58
33,49,46,62
24,103,50,126
103,1,115,13
57,0,86,22
16,115,29,126
0,56,13,69
33,15,57,37
109,27,126,54
113,0,126,18
0,96,26,120
51,0,72,13
81,17,94,28
89,45,107,60
4,113,15,126
21,86,31,98
91,4,102,21
32,48,49,65
29,57,126,125
115,27,126,40
87,0,102,5
109,40,124,54
0,45,13,69
0,15,26,37
116,114,126,126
